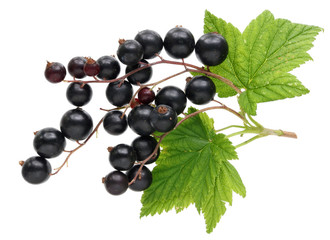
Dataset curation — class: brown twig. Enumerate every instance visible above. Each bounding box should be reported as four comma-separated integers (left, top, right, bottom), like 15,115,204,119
51,116,105,175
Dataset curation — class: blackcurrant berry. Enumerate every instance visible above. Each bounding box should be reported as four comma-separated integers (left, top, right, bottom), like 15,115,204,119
126,60,153,85
134,29,163,59
44,61,66,83
83,57,100,76
68,57,87,79
164,27,195,59
66,82,93,107
104,171,128,195
131,136,159,164
33,128,66,159
109,144,137,171
128,105,155,136
185,75,216,105
195,33,229,66
138,87,155,105
105,81,133,107
117,39,143,65
127,165,152,191
60,108,93,141
96,56,121,80
150,105,177,132
21,156,51,184
155,86,187,115
103,111,127,135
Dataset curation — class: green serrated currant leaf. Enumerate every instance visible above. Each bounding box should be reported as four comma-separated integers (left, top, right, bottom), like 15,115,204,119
140,107,243,233
239,10,321,114
199,10,321,115
202,161,246,233
202,10,248,98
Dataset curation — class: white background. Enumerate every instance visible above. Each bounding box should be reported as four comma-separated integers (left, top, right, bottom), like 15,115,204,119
1,0,329,239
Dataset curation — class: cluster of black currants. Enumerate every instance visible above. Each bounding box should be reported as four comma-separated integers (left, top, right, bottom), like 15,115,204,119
20,26,229,196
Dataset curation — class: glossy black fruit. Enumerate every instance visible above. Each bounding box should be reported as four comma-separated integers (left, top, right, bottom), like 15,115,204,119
126,60,152,85
60,108,93,141
33,128,66,158
21,156,51,184
138,87,155,105
96,56,121,80
131,136,160,164
117,40,144,65
66,82,93,107
150,105,177,132
127,165,152,191
104,171,128,195
103,111,127,135
68,57,87,79
195,33,229,66
128,105,155,136
155,86,187,114
44,62,66,83
135,29,163,59
164,27,195,59
105,81,133,107
109,144,137,171
185,75,216,105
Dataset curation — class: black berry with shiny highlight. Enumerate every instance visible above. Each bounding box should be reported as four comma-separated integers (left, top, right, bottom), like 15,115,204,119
138,87,155,105
128,105,155,136
185,75,216,105
117,40,144,65
104,171,128,195
135,29,163,59
150,105,177,132
195,33,229,66
96,56,121,80
127,165,152,191
60,108,93,141
44,62,66,83
66,82,93,107
164,27,195,59
132,136,159,164
68,57,87,79
109,144,137,171
103,111,127,135
21,156,52,184
105,81,133,107
126,60,153,85
33,127,66,159
155,86,187,115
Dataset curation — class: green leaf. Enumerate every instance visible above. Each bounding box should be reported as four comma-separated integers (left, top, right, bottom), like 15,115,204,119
203,10,248,97
140,107,244,233
201,10,322,115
